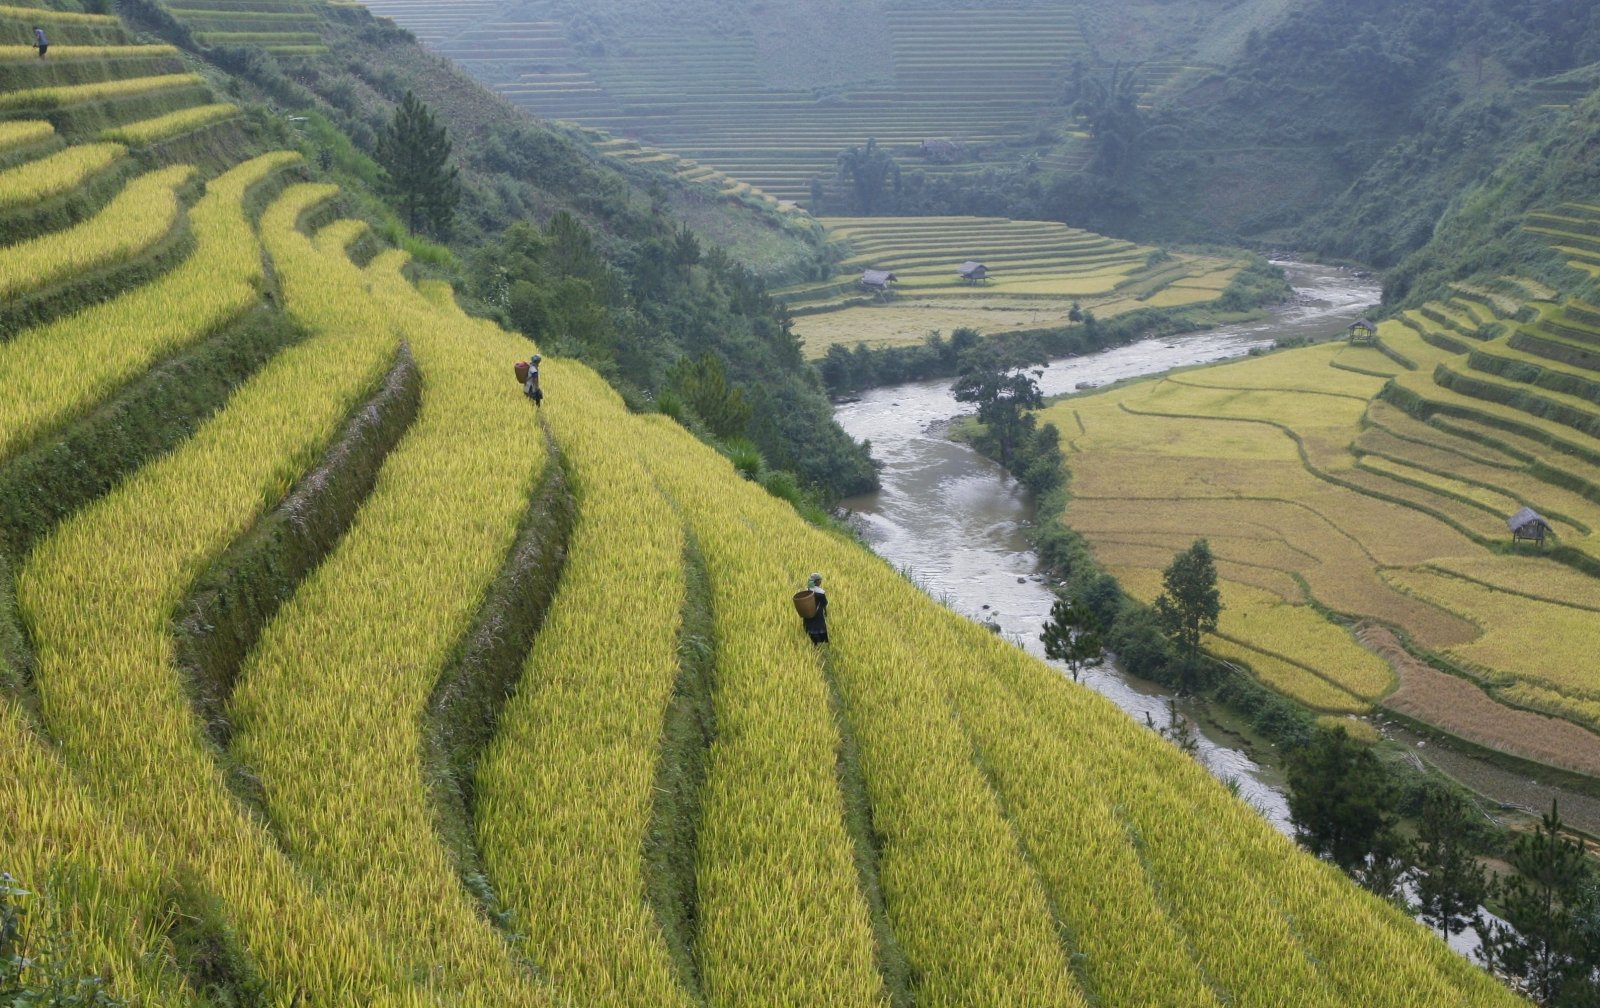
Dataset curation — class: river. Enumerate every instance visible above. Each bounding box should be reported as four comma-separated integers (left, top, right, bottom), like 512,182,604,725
834,260,1376,831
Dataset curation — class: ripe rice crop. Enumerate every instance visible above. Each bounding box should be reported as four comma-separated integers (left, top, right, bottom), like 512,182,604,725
1384,568,1600,699
1212,580,1393,700
0,118,50,151
227,247,554,1004
1426,554,1600,611
0,151,299,464
0,4,118,23
0,72,205,110
475,362,697,1007
635,411,1517,1006
1358,455,1525,517
16,182,424,1007
0,43,178,60
637,423,888,1007
1206,636,1368,713
644,419,1096,1007
99,102,238,144
0,700,196,1006
0,163,191,300
0,140,120,212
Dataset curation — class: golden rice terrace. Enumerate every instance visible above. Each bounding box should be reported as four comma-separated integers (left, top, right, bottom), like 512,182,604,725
0,0,1542,1005
1042,223,1600,787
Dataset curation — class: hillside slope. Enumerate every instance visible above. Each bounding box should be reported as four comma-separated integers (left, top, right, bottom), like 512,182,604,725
0,3,1530,1005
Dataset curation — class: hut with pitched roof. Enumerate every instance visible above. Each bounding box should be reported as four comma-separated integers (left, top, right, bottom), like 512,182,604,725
1508,506,1552,547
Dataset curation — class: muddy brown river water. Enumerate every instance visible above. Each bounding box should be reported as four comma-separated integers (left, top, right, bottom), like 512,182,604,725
832,261,1599,891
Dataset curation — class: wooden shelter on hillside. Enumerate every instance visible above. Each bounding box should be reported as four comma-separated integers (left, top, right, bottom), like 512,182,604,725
920,138,961,163
1348,318,1377,343
1508,506,1552,547
958,261,989,283
859,269,897,294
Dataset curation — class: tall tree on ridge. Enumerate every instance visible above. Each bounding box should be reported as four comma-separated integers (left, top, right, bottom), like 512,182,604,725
1153,538,1221,693
376,91,462,239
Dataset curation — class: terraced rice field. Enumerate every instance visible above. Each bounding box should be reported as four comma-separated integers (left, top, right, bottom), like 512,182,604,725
355,1,1090,204
0,13,1527,1006
779,215,1245,356
160,0,330,56
1041,218,1600,768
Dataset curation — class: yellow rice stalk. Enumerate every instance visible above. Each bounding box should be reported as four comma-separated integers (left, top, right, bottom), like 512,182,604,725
0,118,51,151
0,151,300,465
637,421,888,1007
0,700,197,1007
17,183,424,1007
315,216,368,255
0,43,178,60
644,417,1094,1006
0,73,205,110
227,246,555,1005
1205,636,1369,714
0,163,192,299
0,5,118,23
475,362,698,1007
99,103,238,144
638,409,1517,1006
0,140,121,212
985,634,1518,1005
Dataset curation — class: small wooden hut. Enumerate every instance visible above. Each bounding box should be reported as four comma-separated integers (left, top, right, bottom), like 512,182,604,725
920,138,960,163
859,269,897,294
1508,506,1552,547
1348,318,1377,343
957,261,989,283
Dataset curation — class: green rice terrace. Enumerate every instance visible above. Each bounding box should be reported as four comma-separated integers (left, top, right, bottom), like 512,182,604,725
355,0,1169,204
778,214,1244,357
0,1,1542,1004
1039,201,1600,808
161,0,331,60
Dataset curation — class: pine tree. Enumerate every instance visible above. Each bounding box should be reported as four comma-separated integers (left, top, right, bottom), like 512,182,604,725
375,91,462,238
1286,725,1401,883
1412,786,1489,943
1040,592,1102,682
1153,539,1221,693
1476,802,1598,1005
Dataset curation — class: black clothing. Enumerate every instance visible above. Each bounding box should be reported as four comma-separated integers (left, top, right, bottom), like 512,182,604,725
804,588,828,645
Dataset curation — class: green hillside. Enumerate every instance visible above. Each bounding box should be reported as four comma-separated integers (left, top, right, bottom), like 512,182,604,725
0,1,1545,1005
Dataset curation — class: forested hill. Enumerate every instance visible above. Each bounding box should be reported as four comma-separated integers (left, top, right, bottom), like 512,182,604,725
1066,0,1600,300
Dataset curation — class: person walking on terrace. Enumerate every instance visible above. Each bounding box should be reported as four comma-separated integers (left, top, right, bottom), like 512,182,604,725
33,27,47,58
523,353,543,407
796,572,829,646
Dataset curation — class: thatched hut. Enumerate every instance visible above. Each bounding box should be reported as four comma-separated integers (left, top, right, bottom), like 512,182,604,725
859,269,897,293
958,261,989,283
1508,506,1552,546
1348,318,1377,343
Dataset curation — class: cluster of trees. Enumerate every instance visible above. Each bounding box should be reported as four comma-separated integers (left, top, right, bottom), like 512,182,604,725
947,352,1065,495
469,212,875,499
1289,729,1600,1006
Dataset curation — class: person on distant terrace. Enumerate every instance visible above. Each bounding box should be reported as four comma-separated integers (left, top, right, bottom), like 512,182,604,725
33,26,47,59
